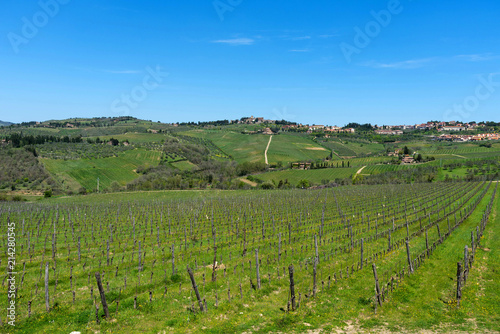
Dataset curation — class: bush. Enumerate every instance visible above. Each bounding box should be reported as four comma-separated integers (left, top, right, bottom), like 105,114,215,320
260,181,275,189
44,190,52,198
12,195,24,202
297,179,310,189
110,181,122,192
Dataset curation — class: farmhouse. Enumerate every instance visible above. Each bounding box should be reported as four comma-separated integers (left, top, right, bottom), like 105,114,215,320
292,162,312,170
376,129,403,135
401,155,415,164
262,128,273,135
442,125,465,132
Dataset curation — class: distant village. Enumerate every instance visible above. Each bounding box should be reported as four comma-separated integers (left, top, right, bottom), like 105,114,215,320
233,117,498,140
373,121,499,141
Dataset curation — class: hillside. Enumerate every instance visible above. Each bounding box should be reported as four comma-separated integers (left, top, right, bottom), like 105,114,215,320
0,116,499,198
0,120,13,127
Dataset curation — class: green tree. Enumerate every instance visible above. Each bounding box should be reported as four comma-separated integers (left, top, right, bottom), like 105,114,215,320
297,179,310,189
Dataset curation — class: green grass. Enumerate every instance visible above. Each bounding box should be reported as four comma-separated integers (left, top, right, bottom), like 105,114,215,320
366,184,499,332
41,148,162,191
182,130,330,164
266,135,330,163
183,130,270,163
319,139,386,157
170,160,197,171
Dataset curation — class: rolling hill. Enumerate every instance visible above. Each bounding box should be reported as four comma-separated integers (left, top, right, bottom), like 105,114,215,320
0,120,13,127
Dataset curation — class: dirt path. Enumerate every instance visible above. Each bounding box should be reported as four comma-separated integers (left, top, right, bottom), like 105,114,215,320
264,135,273,164
238,178,257,187
356,166,367,174
452,154,467,159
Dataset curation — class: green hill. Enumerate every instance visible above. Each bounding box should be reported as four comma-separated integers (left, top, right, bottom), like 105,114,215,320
182,130,330,164
0,120,13,127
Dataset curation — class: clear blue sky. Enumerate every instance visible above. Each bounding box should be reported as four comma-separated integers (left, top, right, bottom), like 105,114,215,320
1,0,499,126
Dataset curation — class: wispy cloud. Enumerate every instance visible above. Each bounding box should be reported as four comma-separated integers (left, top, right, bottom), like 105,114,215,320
289,49,310,53
362,53,498,70
318,34,339,39
287,36,311,41
362,58,435,69
454,53,497,62
212,38,255,46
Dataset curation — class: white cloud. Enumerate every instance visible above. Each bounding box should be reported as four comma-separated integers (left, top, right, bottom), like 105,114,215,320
362,58,435,69
212,38,255,46
289,49,310,53
454,53,497,62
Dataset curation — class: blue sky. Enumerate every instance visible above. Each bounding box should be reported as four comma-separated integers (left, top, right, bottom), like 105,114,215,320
1,0,499,126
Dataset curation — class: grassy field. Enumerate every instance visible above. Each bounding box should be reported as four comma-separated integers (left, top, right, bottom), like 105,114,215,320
170,160,197,171
267,135,331,164
183,130,270,163
41,149,162,192
182,130,330,164
319,139,386,157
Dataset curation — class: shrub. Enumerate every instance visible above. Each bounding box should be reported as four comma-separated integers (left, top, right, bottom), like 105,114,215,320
260,181,275,189
297,179,310,189
44,190,52,198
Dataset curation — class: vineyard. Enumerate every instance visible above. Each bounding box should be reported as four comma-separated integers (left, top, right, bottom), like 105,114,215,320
1,181,498,333
41,149,163,192
256,167,357,185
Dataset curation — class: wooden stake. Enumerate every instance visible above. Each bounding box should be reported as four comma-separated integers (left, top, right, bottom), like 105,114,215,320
95,272,110,318
45,262,50,312
289,265,296,310
255,248,261,289
372,264,382,306
187,266,204,312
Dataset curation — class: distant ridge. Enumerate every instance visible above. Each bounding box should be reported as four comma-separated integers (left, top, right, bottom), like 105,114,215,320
0,120,13,127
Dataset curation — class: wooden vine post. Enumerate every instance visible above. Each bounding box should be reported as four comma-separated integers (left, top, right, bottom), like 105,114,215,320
372,263,382,306
45,262,50,312
255,248,261,289
187,266,204,312
406,240,414,274
288,265,296,311
95,272,110,318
